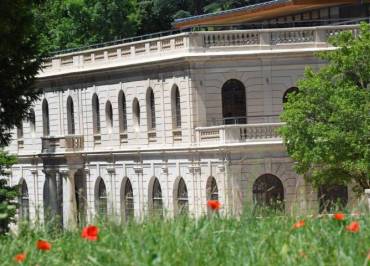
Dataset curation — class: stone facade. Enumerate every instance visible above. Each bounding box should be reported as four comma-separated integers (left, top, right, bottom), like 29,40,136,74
4,25,358,227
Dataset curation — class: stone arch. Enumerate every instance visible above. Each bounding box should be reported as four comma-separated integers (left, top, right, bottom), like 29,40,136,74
120,177,134,220
252,173,285,211
171,85,181,129
148,177,163,216
173,177,189,215
94,177,107,217
92,93,101,135
283,86,299,104
18,179,29,221
221,79,246,124
66,96,75,135
42,99,50,137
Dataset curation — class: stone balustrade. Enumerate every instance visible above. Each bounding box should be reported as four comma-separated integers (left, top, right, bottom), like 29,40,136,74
42,135,84,153
196,123,283,145
40,25,359,77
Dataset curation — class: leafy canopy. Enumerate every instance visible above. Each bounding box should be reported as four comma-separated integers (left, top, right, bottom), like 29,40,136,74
280,23,370,192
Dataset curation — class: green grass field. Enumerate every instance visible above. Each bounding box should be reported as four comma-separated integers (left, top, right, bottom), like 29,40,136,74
1,210,369,266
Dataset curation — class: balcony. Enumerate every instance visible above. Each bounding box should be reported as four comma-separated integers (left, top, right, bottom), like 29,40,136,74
39,24,359,77
41,135,84,154
196,123,283,145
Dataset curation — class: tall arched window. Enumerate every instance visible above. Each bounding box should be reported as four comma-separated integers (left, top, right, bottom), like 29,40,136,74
17,123,23,139
147,88,156,130
19,180,29,221
132,98,140,131
252,174,284,211
318,184,348,213
96,178,107,217
206,177,219,201
176,178,189,215
151,178,163,216
121,178,134,220
206,177,219,215
29,108,36,135
283,87,299,104
92,94,101,135
171,85,181,129
118,91,127,133
74,170,87,225
67,96,75,135
106,100,113,132
221,79,246,124
42,99,50,137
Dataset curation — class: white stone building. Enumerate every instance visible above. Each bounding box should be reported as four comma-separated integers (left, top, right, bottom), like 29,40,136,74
4,0,368,227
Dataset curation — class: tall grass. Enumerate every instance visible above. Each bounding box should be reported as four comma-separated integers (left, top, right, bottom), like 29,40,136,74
1,209,369,266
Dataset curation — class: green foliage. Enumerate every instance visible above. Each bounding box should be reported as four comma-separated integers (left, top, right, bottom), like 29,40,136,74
0,151,18,234
33,0,273,52
1,212,369,265
0,0,43,146
280,23,370,192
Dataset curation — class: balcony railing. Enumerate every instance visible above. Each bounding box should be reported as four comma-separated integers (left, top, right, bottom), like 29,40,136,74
40,24,360,76
196,123,283,145
41,135,84,153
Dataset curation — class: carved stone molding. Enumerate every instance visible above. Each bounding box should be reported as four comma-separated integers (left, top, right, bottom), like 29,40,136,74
106,166,115,174
30,169,38,175
217,164,225,173
161,165,168,175
133,165,143,174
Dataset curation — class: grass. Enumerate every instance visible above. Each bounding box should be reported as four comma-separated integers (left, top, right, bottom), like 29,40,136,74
1,209,369,266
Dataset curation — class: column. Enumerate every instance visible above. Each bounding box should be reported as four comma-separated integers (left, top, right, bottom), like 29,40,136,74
43,169,58,219
106,166,116,217
60,168,77,229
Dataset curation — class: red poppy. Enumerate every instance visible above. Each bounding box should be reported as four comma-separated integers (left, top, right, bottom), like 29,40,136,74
207,200,221,211
81,225,99,241
13,252,26,263
333,213,345,221
293,220,305,229
346,221,360,233
36,240,52,251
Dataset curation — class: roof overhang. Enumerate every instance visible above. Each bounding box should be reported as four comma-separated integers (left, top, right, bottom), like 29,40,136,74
174,0,360,29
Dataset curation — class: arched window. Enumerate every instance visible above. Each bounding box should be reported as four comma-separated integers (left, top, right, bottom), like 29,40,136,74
318,184,348,213
147,88,156,130
132,98,140,131
151,178,163,216
29,108,36,135
206,177,219,201
67,96,75,135
176,178,189,215
221,79,246,124
171,85,181,129
92,94,101,135
105,100,113,132
74,170,87,225
96,178,107,217
283,87,299,104
17,123,23,139
121,178,134,220
42,99,50,137
252,174,284,211
118,91,127,133
19,180,29,221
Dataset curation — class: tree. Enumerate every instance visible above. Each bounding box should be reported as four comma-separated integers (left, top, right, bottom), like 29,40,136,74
0,153,17,234
280,23,370,193
0,0,43,233
0,0,43,146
